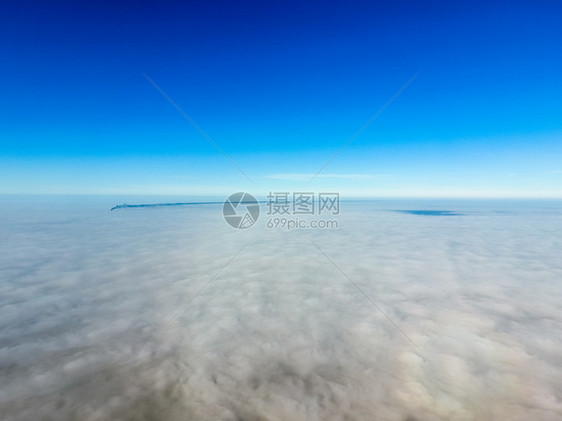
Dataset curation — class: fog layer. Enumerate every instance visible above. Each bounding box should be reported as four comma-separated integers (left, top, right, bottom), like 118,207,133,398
1,198,561,420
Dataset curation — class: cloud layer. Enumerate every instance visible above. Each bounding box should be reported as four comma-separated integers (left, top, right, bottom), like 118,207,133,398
0,197,561,420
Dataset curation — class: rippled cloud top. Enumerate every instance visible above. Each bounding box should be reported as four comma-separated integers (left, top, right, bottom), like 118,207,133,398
1,197,561,420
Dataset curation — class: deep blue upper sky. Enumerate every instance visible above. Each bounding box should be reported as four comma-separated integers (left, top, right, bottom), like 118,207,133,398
1,1,561,196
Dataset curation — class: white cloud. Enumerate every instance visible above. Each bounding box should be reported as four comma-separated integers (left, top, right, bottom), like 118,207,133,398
266,173,385,181
0,198,561,420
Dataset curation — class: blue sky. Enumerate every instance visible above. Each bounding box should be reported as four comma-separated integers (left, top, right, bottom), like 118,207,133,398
1,1,561,197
